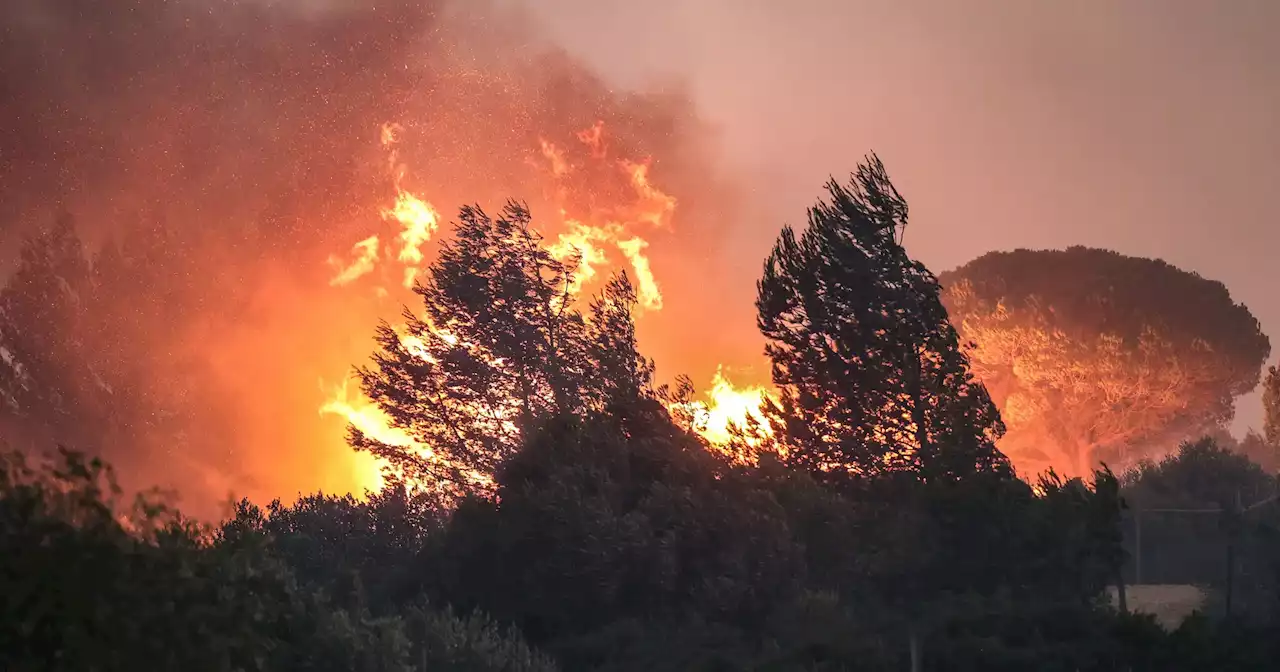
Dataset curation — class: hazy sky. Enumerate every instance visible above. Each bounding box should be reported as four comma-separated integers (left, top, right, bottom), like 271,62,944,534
509,0,1280,433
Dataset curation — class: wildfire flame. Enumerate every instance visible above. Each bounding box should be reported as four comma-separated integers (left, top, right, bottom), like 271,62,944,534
327,123,442,290
318,378,406,493
615,237,662,311
320,121,771,492
385,191,440,289
676,367,776,450
538,122,674,312
328,236,381,287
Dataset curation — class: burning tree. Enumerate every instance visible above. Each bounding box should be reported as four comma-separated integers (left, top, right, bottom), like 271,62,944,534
353,202,659,496
940,247,1271,475
756,155,1009,485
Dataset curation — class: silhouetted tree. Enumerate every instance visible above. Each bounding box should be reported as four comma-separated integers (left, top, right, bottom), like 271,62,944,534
1204,426,1278,475
219,487,446,615
1124,438,1276,511
756,154,1009,485
354,203,657,496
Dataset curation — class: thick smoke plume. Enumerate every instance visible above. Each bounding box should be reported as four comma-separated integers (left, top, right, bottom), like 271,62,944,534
0,0,738,515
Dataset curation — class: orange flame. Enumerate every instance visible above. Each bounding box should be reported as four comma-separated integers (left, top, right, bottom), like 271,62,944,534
318,378,403,493
680,367,775,448
622,159,678,229
321,120,700,494
547,218,611,292
383,190,439,288
616,237,662,311
348,121,443,289
576,120,607,158
537,123,675,313
328,235,380,287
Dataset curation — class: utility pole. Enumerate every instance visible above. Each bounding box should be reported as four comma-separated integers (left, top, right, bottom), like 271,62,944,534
1133,506,1142,585
909,628,921,672
1225,489,1242,618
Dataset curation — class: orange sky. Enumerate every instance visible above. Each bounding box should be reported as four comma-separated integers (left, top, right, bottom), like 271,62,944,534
509,0,1280,435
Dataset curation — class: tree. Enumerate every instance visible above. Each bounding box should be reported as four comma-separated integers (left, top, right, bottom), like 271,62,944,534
354,202,657,496
1121,438,1280,619
1264,365,1280,448
755,154,1009,485
0,216,99,447
1202,426,1277,475
941,247,1271,476
1124,438,1276,515
84,218,210,449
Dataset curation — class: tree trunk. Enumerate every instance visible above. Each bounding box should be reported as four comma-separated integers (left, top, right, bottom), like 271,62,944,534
1225,538,1235,617
1133,506,1142,585
905,349,931,472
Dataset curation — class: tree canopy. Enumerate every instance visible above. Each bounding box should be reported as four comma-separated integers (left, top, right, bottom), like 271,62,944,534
756,155,1009,485
1124,437,1277,511
940,247,1270,476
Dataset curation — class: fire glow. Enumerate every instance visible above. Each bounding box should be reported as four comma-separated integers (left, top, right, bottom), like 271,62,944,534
319,121,771,494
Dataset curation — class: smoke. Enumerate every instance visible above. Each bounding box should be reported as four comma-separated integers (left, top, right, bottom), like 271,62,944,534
0,0,741,515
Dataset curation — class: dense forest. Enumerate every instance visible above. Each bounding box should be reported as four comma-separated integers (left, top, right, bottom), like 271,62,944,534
4,157,1280,671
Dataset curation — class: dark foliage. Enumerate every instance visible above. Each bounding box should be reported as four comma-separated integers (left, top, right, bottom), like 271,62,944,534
756,155,1009,486
0,448,413,672
1121,438,1280,622
0,446,557,672
431,405,803,663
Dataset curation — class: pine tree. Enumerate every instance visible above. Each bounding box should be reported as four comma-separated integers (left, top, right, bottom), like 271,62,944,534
583,273,657,407
755,155,1009,485
354,202,656,496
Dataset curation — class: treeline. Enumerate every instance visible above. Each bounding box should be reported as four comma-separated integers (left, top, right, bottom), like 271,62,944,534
4,157,1280,670
1119,438,1280,621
